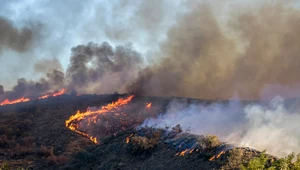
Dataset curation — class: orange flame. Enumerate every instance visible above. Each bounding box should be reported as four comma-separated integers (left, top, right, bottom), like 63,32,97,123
38,88,66,99
38,94,50,99
146,103,152,109
0,88,66,106
53,88,66,97
126,134,134,143
0,97,30,106
175,149,194,156
65,95,134,144
209,150,225,161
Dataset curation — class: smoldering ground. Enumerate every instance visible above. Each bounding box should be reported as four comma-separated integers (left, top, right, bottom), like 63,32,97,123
141,96,300,158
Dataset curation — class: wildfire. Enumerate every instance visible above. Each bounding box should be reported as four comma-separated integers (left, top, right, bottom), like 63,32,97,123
146,103,152,109
38,88,66,99
65,95,135,144
175,149,194,156
209,150,225,161
126,134,134,143
0,97,30,106
0,88,67,106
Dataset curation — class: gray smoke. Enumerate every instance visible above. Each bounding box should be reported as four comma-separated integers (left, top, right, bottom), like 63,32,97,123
34,58,63,74
141,96,300,157
0,69,65,100
3,1,300,101
66,41,143,94
0,85,4,96
0,17,35,53
0,41,143,100
128,2,300,100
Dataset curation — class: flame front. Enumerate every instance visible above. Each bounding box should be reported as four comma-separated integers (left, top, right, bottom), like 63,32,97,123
209,150,226,161
0,97,30,106
175,149,194,156
38,88,66,99
65,95,134,144
0,88,66,106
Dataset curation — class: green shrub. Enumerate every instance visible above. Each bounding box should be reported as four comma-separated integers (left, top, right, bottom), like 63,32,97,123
241,151,300,170
241,151,268,170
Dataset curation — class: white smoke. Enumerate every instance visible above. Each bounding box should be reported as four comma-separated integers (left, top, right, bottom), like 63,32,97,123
141,96,300,157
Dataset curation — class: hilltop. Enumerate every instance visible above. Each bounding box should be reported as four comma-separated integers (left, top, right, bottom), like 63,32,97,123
0,94,295,170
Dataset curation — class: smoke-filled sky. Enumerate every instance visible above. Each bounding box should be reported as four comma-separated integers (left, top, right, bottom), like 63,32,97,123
1,0,300,100
0,0,182,87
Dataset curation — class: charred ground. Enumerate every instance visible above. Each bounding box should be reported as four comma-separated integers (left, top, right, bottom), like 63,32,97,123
0,94,282,170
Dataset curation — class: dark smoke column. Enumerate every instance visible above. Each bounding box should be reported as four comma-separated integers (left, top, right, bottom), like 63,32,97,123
66,41,143,94
0,17,34,52
0,85,3,95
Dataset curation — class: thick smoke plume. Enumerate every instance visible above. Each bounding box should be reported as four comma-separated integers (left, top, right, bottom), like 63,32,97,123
0,69,65,100
66,41,143,94
128,2,300,100
1,41,142,100
141,97,300,157
34,58,63,74
0,17,34,53
3,1,300,101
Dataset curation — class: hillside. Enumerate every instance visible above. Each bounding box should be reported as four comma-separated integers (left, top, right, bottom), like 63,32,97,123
0,94,285,170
